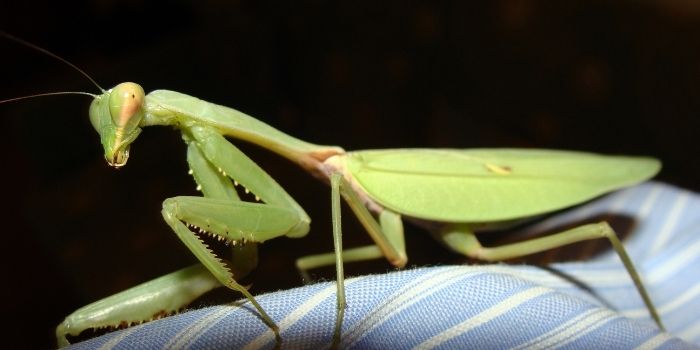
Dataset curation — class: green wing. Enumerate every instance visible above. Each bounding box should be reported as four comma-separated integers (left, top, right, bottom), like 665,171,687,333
344,149,660,222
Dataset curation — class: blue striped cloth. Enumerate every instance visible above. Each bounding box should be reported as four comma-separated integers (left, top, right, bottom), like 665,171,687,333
67,182,699,349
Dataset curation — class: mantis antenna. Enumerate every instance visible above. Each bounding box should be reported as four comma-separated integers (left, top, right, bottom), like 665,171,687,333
1,31,103,103
0,91,97,104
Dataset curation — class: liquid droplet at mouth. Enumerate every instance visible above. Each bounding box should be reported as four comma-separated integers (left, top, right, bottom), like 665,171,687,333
107,147,129,168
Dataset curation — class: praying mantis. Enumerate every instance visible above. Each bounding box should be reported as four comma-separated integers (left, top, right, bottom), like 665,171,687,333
3,33,664,348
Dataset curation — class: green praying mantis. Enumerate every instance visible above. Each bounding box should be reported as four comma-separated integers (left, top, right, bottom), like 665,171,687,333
3,33,664,348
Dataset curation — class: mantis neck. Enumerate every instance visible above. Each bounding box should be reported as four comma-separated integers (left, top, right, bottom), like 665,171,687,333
141,89,345,178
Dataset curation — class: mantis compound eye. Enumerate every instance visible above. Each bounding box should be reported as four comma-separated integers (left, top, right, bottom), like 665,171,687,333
109,82,145,131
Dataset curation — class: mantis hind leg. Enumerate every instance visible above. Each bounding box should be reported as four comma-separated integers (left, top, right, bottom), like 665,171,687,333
436,222,665,331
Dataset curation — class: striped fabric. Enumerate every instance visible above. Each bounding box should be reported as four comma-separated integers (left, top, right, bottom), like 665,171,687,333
67,182,699,349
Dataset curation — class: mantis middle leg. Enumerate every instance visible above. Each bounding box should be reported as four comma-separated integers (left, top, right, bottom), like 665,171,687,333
296,173,409,347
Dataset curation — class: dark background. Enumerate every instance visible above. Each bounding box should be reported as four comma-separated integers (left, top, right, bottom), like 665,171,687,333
2,1,699,348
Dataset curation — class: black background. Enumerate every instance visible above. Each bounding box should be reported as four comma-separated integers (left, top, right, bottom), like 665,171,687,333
2,1,699,348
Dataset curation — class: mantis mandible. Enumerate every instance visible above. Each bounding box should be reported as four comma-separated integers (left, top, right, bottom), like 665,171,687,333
2,33,664,348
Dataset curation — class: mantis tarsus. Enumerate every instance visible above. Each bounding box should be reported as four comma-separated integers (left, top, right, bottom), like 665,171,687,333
3,33,664,348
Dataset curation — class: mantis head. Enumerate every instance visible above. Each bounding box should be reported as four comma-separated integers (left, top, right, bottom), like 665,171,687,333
89,82,146,168
1,34,145,168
